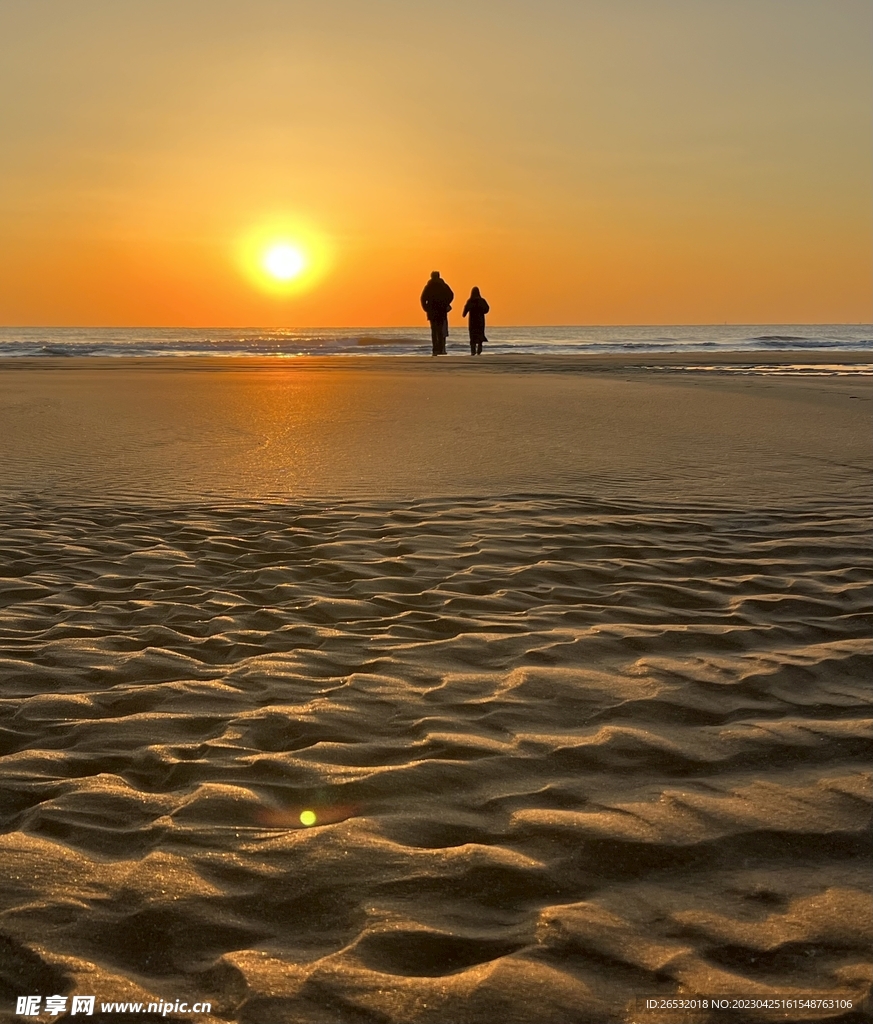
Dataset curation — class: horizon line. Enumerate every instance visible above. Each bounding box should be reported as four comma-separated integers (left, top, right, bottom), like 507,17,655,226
1,321,871,331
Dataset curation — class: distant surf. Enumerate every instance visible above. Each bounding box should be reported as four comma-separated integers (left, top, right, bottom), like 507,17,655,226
0,323,870,361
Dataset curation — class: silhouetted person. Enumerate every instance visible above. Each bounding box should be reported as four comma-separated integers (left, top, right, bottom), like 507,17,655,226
420,271,454,355
462,287,489,355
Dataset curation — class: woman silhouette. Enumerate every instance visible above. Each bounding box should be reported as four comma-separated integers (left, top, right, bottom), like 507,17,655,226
462,287,489,356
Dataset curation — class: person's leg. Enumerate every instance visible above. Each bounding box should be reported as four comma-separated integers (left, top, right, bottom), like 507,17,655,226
439,317,448,354
430,321,440,356
470,337,476,356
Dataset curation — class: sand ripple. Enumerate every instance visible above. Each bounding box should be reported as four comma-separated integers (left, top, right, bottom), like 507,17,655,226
0,496,870,1022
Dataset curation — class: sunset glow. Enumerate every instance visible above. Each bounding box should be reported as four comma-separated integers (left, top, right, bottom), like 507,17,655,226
0,2,869,326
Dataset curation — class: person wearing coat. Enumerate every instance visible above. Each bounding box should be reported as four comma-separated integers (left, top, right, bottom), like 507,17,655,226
462,287,489,355
420,271,454,356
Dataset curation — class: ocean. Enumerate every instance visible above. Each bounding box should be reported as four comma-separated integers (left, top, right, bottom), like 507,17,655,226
1,322,870,363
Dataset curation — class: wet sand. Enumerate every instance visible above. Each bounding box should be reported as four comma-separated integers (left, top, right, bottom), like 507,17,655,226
0,355,870,1023
1,353,871,505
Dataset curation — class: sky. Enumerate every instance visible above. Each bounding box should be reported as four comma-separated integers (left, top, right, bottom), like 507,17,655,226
0,0,870,327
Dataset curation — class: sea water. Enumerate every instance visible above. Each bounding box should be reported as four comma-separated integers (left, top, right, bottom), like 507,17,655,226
0,323,870,364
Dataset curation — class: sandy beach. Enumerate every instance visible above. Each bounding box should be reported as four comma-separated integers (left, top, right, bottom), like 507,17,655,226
0,354,870,1023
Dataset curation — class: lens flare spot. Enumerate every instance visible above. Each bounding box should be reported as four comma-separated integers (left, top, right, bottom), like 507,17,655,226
299,809,317,827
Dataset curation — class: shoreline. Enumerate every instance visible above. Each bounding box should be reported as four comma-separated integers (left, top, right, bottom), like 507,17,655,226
0,349,871,373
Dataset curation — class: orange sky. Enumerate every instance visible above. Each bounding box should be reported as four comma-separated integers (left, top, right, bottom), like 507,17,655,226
0,0,870,327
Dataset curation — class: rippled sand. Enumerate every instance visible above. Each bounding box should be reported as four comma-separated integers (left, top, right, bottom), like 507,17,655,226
0,357,870,1023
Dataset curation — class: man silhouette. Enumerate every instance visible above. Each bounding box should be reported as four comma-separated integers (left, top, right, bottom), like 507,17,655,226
420,271,454,356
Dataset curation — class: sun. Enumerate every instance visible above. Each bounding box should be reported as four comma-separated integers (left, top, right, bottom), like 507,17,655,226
238,218,330,296
263,243,306,281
